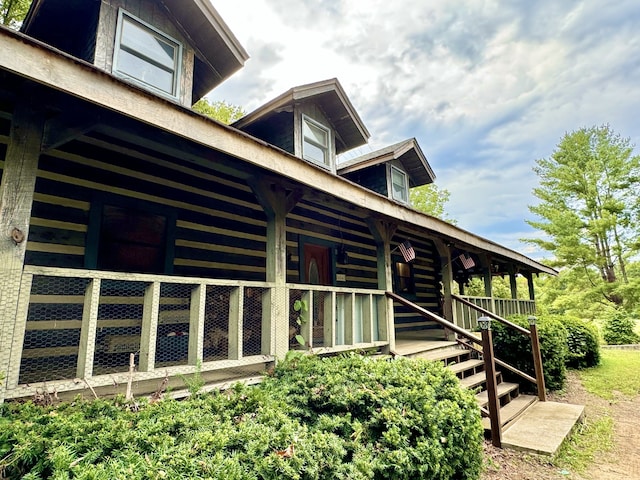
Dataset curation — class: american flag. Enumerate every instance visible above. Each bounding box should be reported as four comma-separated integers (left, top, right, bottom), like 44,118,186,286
398,241,416,263
459,253,475,270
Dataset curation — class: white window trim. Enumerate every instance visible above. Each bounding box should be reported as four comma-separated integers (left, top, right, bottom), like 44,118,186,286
390,165,409,204
113,9,183,100
301,114,333,170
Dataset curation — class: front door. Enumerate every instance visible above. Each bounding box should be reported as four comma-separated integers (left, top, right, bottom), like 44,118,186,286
303,243,332,346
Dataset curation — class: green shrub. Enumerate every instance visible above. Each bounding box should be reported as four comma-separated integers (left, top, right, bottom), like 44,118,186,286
564,317,601,369
602,313,640,345
0,354,483,480
491,315,568,392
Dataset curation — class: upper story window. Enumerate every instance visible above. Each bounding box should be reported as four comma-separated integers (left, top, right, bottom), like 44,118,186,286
302,115,331,168
113,10,182,98
390,166,409,203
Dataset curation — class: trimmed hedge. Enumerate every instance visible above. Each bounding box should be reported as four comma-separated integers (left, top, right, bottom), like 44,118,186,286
564,317,601,369
0,354,483,480
491,315,568,392
603,313,640,345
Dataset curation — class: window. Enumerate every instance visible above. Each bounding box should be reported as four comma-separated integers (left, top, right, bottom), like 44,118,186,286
390,166,409,203
302,115,331,168
394,261,415,295
87,198,175,274
113,10,182,98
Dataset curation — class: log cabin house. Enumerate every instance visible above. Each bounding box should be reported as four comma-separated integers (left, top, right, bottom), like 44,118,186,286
0,0,556,402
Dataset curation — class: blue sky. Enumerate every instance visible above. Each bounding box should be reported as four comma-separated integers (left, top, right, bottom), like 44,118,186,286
211,0,640,260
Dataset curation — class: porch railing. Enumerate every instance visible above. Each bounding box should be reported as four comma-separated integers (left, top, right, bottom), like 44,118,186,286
3,266,388,400
453,295,536,330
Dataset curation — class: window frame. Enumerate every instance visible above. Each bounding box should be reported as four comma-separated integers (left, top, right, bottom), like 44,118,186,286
112,9,183,99
393,260,416,298
390,165,409,204
301,114,332,170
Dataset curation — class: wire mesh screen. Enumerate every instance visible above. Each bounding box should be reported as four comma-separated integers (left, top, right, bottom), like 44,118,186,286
242,287,264,356
204,285,232,361
93,280,146,375
19,275,89,384
155,283,193,367
288,289,304,349
312,291,329,347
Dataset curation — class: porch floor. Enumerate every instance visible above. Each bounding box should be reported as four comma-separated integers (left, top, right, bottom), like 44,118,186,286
394,329,456,357
501,401,585,455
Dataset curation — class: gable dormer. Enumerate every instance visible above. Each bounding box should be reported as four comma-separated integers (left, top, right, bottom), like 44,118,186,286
21,0,248,106
337,139,435,205
233,78,369,173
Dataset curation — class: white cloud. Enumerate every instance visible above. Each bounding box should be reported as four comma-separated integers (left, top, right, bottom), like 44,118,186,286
212,0,640,259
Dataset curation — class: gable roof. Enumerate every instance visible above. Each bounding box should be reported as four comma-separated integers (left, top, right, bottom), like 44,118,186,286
233,78,370,154
21,0,249,101
338,138,436,187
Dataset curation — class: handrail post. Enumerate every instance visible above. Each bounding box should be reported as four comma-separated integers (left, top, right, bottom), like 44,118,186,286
478,316,501,448
528,316,546,402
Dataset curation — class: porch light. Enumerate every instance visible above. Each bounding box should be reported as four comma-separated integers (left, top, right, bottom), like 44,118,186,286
477,316,491,330
528,315,537,326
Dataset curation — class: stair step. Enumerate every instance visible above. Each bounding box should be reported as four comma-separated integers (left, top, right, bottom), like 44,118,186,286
481,394,538,430
476,382,519,407
417,347,470,363
460,371,498,389
448,359,484,375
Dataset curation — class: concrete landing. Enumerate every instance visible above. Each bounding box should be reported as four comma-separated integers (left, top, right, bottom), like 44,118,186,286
501,401,585,455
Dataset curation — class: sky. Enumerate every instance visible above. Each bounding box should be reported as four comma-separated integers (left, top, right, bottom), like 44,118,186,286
210,0,640,260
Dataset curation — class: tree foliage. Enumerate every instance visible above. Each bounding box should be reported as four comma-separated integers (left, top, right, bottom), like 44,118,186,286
192,98,245,124
527,125,640,307
0,0,31,28
409,183,457,224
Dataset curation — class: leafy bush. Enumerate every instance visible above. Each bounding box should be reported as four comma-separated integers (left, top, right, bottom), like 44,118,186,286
0,354,483,480
564,317,601,369
491,315,568,392
603,313,640,345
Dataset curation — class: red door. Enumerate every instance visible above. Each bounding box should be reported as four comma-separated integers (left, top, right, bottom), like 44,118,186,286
303,243,332,345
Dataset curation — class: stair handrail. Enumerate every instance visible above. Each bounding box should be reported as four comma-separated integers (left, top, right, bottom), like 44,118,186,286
451,294,530,336
452,293,546,402
387,291,482,348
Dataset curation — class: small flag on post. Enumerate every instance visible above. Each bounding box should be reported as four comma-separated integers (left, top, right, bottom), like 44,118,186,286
458,253,475,270
398,241,416,263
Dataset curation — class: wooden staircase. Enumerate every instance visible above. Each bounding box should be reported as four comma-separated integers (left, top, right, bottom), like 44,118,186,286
405,343,538,436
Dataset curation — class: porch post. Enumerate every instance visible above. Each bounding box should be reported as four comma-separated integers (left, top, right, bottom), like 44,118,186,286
0,100,44,402
250,180,302,360
508,265,519,315
365,218,397,353
481,254,496,314
433,239,454,338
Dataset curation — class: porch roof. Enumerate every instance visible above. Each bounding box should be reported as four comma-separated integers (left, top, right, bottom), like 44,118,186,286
0,27,556,276
338,138,436,187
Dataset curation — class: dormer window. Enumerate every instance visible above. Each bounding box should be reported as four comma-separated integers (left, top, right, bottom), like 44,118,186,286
113,10,182,98
302,114,331,169
390,166,409,203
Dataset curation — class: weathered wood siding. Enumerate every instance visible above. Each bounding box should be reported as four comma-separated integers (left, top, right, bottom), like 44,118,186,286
391,229,442,331
25,134,268,281
242,112,295,155
341,164,388,197
286,199,378,288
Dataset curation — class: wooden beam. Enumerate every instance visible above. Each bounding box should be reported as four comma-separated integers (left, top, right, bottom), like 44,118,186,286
42,108,101,152
0,97,44,402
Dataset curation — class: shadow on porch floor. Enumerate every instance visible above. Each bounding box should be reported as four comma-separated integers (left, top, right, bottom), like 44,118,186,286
393,329,457,357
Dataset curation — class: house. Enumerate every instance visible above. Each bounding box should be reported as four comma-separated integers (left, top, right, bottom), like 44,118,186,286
0,0,556,404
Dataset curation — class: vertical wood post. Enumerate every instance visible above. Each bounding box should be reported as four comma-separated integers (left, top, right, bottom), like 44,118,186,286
434,239,455,339
0,101,44,403
188,284,206,365
365,218,397,352
228,286,243,360
249,180,302,360
478,316,502,448
139,281,160,372
529,316,547,401
77,278,101,378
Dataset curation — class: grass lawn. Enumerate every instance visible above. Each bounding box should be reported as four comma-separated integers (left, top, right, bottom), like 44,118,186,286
579,349,640,400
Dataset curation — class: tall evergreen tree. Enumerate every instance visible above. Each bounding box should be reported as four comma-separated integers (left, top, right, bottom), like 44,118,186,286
527,125,640,306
